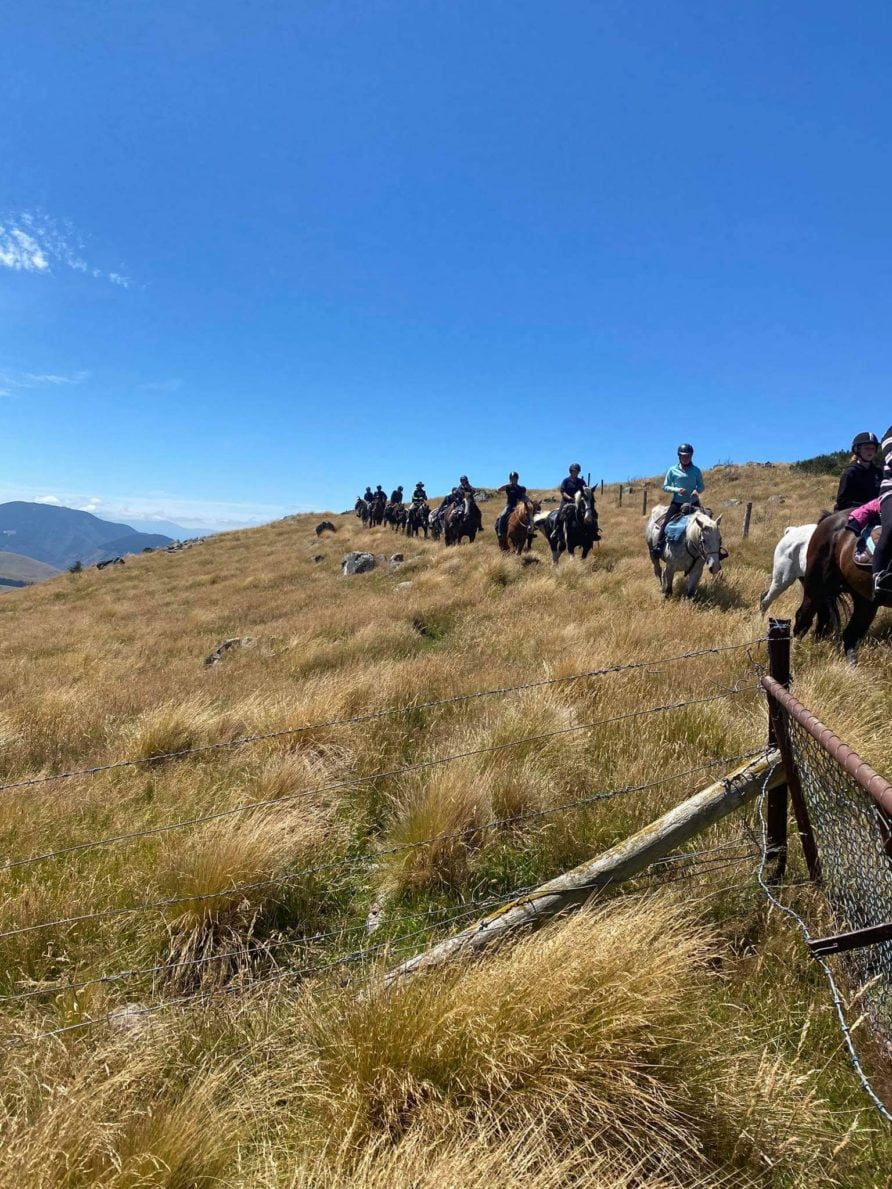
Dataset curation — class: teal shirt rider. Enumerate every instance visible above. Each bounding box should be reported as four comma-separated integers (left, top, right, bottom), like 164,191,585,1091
662,462,705,507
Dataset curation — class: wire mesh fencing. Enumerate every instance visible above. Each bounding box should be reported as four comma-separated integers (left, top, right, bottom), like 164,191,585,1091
762,674,892,1054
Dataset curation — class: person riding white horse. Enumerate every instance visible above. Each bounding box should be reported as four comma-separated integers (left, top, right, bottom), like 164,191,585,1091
645,503,725,599
650,443,705,561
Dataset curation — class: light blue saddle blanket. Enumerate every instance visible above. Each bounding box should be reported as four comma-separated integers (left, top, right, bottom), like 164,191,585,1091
665,514,692,544
858,529,877,556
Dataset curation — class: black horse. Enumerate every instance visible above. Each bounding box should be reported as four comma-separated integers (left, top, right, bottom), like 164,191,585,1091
369,497,386,527
444,495,482,545
354,498,371,527
406,501,430,538
538,488,601,565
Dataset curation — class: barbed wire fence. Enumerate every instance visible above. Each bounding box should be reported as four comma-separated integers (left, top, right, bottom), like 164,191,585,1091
0,636,770,1049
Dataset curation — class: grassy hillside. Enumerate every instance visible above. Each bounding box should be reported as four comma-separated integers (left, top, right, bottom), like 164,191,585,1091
0,550,60,586
0,462,889,1185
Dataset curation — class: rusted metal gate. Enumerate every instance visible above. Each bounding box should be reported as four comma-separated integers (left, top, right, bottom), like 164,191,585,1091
762,619,892,1051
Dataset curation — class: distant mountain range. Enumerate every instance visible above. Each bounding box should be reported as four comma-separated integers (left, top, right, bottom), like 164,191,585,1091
0,502,174,570
121,517,205,539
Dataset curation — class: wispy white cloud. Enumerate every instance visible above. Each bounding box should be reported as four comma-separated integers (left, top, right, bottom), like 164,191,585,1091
34,495,61,505
0,210,130,288
0,369,90,395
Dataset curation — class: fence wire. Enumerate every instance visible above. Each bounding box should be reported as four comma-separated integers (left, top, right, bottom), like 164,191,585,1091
783,713,892,1049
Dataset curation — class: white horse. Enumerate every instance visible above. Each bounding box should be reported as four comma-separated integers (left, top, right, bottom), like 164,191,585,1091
759,523,816,615
645,505,725,599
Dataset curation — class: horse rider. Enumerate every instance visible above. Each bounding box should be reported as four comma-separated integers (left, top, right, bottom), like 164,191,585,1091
651,443,705,560
560,463,586,503
835,432,881,511
495,471,528,548
411,481,428,504
373,485,387,506
389,485,404,505
363,486,374,503
433,475,475,524
871,425,892,597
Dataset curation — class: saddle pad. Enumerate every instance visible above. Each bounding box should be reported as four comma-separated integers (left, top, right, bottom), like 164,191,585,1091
665,515,691,543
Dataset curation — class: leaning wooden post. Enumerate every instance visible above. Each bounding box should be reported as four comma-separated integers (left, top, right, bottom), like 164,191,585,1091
742,501,753,538
383,752,783,985
642,486,648,516
764,619,791,881
618,485,623,508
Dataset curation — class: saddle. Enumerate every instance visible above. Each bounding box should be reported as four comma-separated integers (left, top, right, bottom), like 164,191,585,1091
854,525,882,568
665,514,692,544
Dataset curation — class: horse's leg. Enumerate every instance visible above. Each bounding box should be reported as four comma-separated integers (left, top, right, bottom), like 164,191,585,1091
662,563,674,598
683,560,704,599
842,595,878,665
793,590,817,638
814,600,836,640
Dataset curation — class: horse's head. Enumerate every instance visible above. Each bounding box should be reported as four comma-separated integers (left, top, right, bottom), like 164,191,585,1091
694,512,724,575
584,488,601,538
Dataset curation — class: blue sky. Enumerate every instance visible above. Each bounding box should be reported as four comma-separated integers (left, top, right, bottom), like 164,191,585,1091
2,1,891,528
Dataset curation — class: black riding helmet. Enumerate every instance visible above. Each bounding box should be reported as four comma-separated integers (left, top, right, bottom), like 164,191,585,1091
677,443,694,456
569,463,581,473
509,471,519,481
852,432,880,452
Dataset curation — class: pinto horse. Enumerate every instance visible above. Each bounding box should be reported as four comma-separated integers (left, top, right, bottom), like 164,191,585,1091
536,488,601,565
645,505,725,599
794,510,890,663
443,494,482,545
504,499,540,555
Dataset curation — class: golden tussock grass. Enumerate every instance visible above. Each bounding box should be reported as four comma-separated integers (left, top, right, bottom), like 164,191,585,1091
0,463,889,1182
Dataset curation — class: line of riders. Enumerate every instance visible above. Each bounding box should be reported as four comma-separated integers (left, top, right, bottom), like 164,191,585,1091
355,427,892,597
356,465,602,561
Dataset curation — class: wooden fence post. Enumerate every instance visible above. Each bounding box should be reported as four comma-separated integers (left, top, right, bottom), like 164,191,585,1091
618,485,623,508
642,487,648,516
600,479,604,495
742,502,753,538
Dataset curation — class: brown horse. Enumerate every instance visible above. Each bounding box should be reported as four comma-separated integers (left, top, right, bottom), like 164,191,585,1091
503,499,540,555
794,510,890,662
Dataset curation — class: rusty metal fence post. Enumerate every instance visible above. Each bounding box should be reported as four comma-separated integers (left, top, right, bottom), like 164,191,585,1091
762,618,821,883
765,619,791,881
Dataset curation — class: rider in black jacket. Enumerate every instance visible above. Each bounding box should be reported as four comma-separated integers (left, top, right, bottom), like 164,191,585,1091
835,432,881,511
560,464,586,503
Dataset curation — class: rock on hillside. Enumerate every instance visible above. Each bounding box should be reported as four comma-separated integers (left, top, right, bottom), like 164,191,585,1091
0,502,173,570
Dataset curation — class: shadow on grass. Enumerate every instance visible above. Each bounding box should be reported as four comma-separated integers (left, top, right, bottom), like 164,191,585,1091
688,581,749,611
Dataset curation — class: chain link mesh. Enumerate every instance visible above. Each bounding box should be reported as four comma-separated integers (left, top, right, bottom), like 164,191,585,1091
782,710,892,1046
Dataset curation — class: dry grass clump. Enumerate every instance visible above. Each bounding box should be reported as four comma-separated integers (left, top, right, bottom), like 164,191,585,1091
154,804,336,990
0,1030,246,1188
375,759,489,899
253,1126,678,1188
258,897,837,1184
